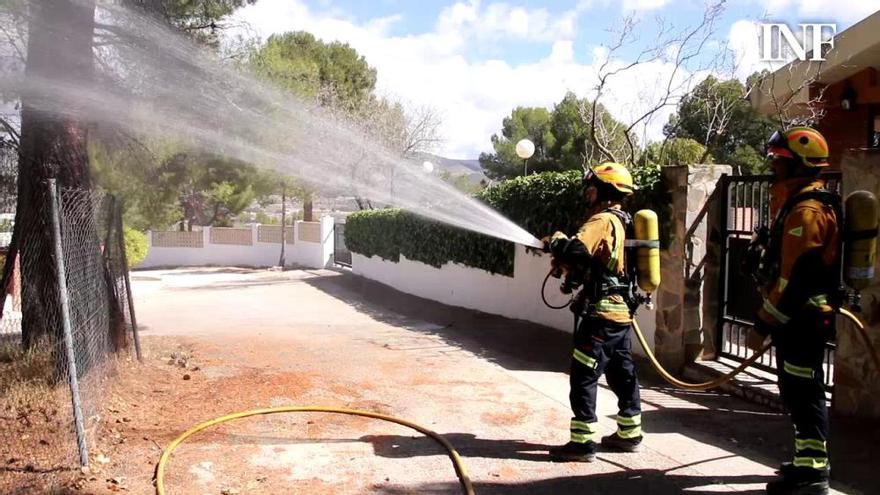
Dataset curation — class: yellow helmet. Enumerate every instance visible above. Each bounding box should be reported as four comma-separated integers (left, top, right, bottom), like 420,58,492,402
766,127,830,168
584,162,634,195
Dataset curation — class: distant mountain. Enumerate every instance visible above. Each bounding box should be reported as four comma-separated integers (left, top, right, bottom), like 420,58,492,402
417,153,486,184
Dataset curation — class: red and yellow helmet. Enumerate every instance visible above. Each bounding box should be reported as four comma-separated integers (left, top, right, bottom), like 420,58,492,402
766,127,830,168
583,162,634,195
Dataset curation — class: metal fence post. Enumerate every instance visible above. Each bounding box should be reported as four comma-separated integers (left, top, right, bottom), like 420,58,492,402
115,200,142,362
716,174,729,358
48,179,89,467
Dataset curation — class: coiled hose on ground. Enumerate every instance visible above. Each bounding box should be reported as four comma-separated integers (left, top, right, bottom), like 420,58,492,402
155,406,475,495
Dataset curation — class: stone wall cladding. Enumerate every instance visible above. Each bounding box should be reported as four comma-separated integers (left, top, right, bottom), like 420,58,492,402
837,150,880,418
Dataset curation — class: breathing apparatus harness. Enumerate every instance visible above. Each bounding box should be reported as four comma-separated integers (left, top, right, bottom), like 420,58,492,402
743,183,880,315
540,207,653,317
744,187,844,306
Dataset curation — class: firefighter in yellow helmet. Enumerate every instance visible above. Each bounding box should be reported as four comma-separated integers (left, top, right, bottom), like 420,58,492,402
545,162,643,462
746,127,839,495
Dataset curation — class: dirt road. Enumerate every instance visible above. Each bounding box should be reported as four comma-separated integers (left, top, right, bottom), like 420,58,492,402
48,267,872,494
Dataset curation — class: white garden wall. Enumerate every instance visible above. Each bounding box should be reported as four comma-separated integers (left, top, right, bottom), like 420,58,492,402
352,245,657,355
139,216,335,270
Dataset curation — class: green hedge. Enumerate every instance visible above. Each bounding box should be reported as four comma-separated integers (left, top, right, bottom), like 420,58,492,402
346,168,670,276
478,170,590,237
346,209,514,275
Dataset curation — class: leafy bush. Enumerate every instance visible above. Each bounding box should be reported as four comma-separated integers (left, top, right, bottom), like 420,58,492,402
347,209,513,275
345,209,405,263
346,168,670,275
124,227,149,268
477,170,588,237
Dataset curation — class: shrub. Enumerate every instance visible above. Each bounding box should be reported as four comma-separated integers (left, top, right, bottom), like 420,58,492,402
124,227,148,268
346,168,670,276
477,170,588,237
347,209,513,275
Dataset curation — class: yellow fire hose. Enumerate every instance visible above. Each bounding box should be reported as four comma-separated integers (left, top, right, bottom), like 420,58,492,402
155,310,878,494
840,307,880,373
629,307,880,391
155,406,475,495
631,318,772,391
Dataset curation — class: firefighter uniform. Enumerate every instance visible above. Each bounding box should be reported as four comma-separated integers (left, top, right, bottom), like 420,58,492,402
548,163,643,461
567,206,642,446
757,178,839,479
752,127,839,494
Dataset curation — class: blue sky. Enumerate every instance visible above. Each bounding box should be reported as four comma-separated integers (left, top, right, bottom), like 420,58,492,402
234,0,880,158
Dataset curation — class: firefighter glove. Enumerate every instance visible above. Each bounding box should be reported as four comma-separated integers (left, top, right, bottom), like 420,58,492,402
548,232,570,258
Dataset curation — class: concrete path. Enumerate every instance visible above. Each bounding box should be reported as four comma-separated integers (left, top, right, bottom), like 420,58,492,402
130,267,871,494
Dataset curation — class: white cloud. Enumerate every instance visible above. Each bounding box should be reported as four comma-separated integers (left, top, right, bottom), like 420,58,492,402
233,0,700,158
728,20,783,80
549,40,575,63
435,1,579,42
622,0,672,13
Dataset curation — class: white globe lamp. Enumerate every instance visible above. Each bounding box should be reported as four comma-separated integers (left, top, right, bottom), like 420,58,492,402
422,161,435,173
515,139,535,159
515,138,535,175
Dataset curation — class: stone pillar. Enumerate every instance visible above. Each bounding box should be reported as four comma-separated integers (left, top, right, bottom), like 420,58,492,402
685,165,731,361
656,166,688,371
655,164,731,371
699,173,727,359
836,150,880,418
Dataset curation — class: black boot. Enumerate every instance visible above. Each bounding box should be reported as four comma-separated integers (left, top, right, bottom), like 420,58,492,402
548,441,597,462
776,462,795,476
600,432,642,452
766,466,829,495
775,462,831,477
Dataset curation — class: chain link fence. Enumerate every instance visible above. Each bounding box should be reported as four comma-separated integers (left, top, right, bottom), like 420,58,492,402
0,142,19,337
0,177,139,492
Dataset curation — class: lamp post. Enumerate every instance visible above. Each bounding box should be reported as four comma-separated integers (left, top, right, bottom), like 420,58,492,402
515,138,535,176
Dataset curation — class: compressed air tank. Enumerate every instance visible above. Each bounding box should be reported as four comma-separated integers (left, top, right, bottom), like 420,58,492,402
844,190,879,291
634,209,661,293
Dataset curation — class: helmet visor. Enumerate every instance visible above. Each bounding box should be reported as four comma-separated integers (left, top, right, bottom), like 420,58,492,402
766,130,791,159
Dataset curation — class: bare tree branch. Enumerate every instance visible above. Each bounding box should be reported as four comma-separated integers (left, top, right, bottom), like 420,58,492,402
582,1,726,166
0,116,20,147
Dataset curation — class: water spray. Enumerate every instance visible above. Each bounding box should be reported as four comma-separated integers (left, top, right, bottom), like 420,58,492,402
2,0,544,250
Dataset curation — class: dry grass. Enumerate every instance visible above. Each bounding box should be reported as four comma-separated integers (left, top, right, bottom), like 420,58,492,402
0,339,83,495
0,340,59,414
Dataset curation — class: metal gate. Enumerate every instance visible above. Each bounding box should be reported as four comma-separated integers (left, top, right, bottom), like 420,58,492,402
333,222,352,267
717,173,840,391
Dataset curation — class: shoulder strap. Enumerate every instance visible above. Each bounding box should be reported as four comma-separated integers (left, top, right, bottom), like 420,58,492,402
603,208,632,231
766,187,840,266
603,208,630,258
775,188,841,226
601,208,637,288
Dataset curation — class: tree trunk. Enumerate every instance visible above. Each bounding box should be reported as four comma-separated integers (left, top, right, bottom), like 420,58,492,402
303,198,313,222
15,0,97,348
